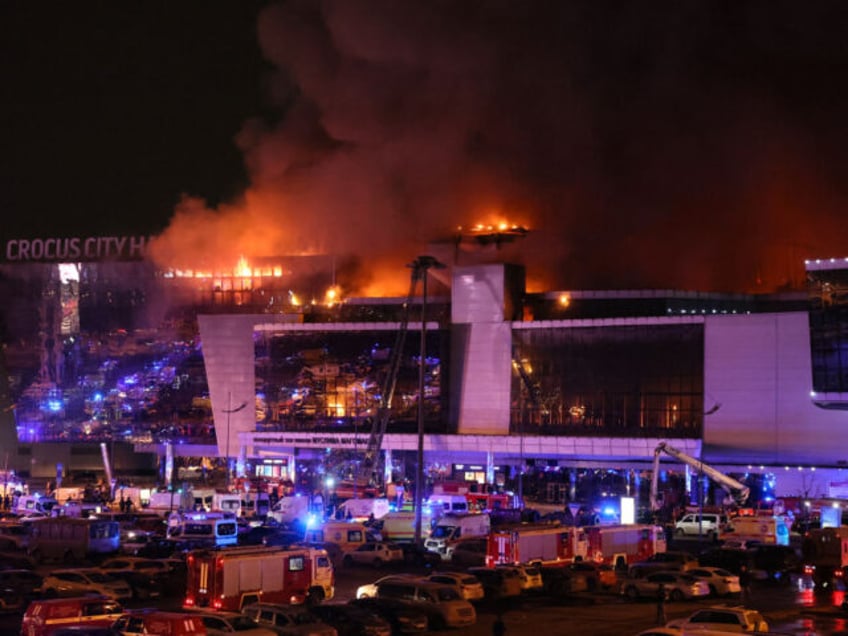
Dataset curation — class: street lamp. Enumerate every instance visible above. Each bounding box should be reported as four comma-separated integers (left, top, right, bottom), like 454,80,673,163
222,392,248,491
411,255,445,545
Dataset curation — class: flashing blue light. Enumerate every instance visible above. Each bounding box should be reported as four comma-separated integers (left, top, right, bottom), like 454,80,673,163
92,392,104,402
306,513,318,529
47,399,63,412
325,477,335,488
602,506,616,517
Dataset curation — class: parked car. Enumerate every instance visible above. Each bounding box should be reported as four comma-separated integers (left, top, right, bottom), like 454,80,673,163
628,551,698,577
423,572,485,601
749,544,801,581
190,610,277,636
467,566,522,600
343,542,404,568
98,557,174,571
0,567,43,599
307,603,392,636
496,563,544,593
674,513,727,539
398,543,441,568
666,605,769,632
113,609,208,636
685,567,742,596
448,538,487,568
40,568,133,601
621,571,711,601
698,547,752,575
241,602,339,636
566,561,617,591
371,579,476,629
356,575,419,600
536,564,589,596
348,597,429,635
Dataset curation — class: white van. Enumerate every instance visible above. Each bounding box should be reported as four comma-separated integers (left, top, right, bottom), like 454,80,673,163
426,494,469,517
337,498,390,522
15,495,58,517
424,513,491,559
305,521,373,554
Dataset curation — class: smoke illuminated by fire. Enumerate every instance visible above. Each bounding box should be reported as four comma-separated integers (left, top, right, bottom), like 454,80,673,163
147,2,848,295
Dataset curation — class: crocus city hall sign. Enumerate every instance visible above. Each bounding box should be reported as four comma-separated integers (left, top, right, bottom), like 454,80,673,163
4,236,150,263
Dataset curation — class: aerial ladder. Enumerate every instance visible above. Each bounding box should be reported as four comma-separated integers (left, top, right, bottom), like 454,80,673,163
356,257,438,487
649,441,750,512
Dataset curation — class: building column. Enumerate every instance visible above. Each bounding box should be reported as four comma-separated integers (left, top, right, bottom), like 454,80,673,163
384,448,393,484
486,451,495,485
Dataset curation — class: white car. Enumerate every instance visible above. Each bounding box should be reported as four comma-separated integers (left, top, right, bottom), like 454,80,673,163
98,556,172,575
356,574,418,599
191,611,277,636
621,571,710,601
685,567,742,596
40,568,133,600
424,572,485,601
496,563,544,592
343,542,404,568
666,605,769,632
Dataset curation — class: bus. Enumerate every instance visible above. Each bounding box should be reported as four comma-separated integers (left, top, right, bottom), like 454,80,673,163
27,516,120,563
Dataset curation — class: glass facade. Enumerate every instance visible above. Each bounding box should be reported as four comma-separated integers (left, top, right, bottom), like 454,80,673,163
254,329,448,434
511,323,703,437
808,266,848,394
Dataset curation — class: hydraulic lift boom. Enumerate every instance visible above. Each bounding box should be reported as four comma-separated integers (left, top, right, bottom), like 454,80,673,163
650,441,750,511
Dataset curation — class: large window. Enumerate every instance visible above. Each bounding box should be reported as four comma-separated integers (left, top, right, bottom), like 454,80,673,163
808,267,848,394
512,323,703,437
254,330,447,433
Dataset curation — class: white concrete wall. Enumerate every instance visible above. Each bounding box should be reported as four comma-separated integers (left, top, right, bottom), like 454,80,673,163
704,312,848,467
451,265,513,434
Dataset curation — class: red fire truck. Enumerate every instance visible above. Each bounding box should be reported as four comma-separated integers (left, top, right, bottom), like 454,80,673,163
486,522,666,569
486,523,588,567
583,524,666,568
184,546,313,611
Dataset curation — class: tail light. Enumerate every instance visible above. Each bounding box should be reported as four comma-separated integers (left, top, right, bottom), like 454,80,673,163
184,596,195,607
212,599,222,609
804,565,815,576
835,570,844,578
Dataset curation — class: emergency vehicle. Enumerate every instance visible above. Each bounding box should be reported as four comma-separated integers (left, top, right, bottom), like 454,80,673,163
486,523,588,567
584,524,666,568
21,596,124,636
184,546,315,611
802,526,848,589
720,514,790,546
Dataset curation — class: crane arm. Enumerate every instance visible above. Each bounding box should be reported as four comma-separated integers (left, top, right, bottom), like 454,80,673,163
357,260,427,485
650,441,750,511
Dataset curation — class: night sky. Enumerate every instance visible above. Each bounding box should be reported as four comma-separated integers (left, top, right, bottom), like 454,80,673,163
4,1,848,294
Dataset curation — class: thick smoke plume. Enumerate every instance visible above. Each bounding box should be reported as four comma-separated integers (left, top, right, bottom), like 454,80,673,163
149,1,848,295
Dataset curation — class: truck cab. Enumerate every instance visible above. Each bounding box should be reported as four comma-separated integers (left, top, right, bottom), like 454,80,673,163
424,513,491,560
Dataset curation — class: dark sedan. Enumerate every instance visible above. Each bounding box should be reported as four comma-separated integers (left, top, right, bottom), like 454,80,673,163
349,597,429,635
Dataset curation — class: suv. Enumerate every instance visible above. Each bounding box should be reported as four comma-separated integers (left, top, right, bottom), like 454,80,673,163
375,579,477,629
629,551,698,577
675,513,726,539
241,602,338,636
666,606,769,632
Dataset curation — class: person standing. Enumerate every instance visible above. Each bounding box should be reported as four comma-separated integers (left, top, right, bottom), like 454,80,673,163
739,565,752,604
656,583,667,625
492,613,506,636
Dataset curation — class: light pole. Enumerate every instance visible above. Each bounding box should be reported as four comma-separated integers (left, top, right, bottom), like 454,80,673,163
222,392,248,491
412,255,445,545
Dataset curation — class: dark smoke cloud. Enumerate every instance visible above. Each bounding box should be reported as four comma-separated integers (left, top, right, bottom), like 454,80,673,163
150,0,848,294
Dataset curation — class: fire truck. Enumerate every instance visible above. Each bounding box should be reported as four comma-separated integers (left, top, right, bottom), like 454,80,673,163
486,521,665,570
583,524,667,569
486,523,588,567
802,526,848,589
184,546,315,611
